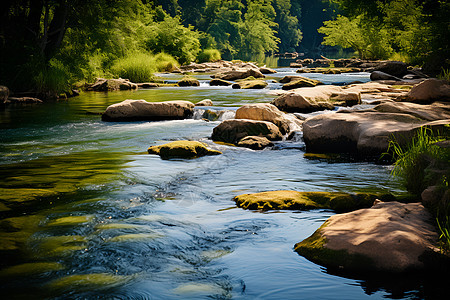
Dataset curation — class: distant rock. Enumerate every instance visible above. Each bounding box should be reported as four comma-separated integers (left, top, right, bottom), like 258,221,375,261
209,79,232,86
195,99,213,106
282,76,323,90
86,78,138,91
237,136,274,150
405,78,450,104
372,61,408,78
213,68,264,81
370,71,402,81
211,119,283,144
137,82,159,88
232,80,267,89
259,67,277,74
295,201,448,273
148,141,221,159
102,100,194,122
177,76,200,87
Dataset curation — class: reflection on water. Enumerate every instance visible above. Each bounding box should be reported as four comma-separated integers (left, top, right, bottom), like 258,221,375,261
0,72,444,299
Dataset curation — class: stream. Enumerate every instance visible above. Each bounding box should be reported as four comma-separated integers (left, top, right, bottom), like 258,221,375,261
0,70,437,299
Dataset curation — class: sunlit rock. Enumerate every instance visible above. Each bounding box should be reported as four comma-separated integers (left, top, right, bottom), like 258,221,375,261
148,141,222,159
211,119,283,144
46,215,94,227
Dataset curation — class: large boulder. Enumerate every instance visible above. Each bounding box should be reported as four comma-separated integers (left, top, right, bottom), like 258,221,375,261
86,78,138,91
234,190,394,212
235,103,292,134
211,119,283,144
236,136,274,150
232,80,268,89
405,79,450,104
271,92,334,113
295,201,448,273
102,100,194,122
148,141,221,159
282,76,323,90
302,106,450,157
370,71,401,81
372,61,408,78
213,68,264,81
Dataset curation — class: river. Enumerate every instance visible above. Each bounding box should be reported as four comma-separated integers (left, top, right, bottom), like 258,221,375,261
0,70,436,299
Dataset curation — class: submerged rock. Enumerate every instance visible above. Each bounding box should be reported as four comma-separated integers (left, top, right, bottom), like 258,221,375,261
148,141,222,159
236,136,274,150
211,119,283,144
102,100,194,122
295,201,448,273
234,190,393,212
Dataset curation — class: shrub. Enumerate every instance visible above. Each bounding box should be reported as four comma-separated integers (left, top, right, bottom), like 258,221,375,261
154,52,179,72
34,59,73,95
197,49,222,63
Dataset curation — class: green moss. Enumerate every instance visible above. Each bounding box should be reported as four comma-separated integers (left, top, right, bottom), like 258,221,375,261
36,235,87,256
232,80,268,89
0,215,43,251
107,233,162,242
294,222,375,272
46,215,94,227
0,262,65,278
95,223,151,230
234,190,393,212
47,273,133,291
177,76,200,87
148,141,222,159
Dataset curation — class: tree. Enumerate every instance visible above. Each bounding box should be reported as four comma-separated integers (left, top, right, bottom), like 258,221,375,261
273,0,302,52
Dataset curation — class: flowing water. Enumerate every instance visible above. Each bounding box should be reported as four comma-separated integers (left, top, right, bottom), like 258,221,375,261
0,70,441,299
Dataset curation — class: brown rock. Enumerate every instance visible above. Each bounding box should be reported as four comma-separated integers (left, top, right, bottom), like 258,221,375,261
405,79,450,104
210,79,232,86
295,201,446,273
235,103,291,134
271,92,335,113
211,119,283,144
259,67,277,74
237,136,274,150
102,100,194,122
282,76,323,90
195,99,213,106
232,80,268,89
213,68,264,81
86,78,138,91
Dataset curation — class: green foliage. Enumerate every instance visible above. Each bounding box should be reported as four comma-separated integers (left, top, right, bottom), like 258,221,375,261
146,14,201,65
438,68,450,81
153,52,180,72
388,127,450,195
437,215,450,254
33,59,73,96
273,0,302,52
197,49,222,63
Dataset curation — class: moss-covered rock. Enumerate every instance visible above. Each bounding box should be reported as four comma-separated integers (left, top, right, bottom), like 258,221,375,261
282,76,323,90
46,215,94,227
177,76,200,87
148,141,222,159
232,80,268,89
233,190,394,212
47,273,133,291
0,262,65,278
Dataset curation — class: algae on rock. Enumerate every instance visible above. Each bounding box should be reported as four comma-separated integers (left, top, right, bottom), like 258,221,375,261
148,140,222,159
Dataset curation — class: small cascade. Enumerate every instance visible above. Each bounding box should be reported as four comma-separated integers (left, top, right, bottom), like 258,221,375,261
192,108,236,121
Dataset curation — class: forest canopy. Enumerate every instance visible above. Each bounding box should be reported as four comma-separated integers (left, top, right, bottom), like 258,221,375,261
0,0,448,96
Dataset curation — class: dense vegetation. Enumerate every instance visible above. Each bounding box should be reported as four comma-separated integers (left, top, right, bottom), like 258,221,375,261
0,0,448,97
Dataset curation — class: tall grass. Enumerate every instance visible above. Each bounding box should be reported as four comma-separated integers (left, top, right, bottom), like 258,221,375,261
110,52,179,82
34,59,72,96
438,68,450,81
197,49,221,63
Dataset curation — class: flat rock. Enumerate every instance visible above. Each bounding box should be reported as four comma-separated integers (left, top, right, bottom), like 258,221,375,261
370,71,402,81
236,136,273,150
302,106,450,156
148,141,221,159
259,67,277,74
102,100,194,122
177,77,200,87
213,68,264,81
295,201,447,273
271,91,335,113
211,119,283,144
